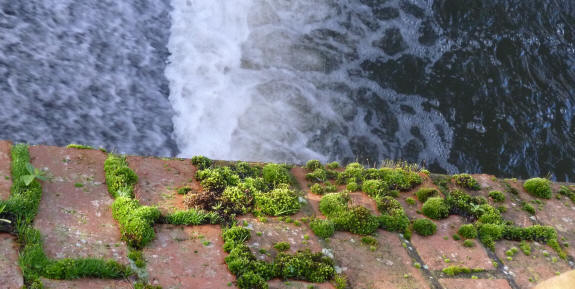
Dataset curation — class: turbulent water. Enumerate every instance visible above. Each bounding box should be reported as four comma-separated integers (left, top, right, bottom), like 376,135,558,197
1,1,574,180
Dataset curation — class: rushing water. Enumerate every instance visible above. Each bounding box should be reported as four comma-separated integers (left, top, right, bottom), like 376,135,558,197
1,1,574,180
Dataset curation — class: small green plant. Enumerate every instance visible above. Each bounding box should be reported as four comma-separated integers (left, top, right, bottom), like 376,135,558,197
327,162,340,170
334,274,347,289
442,265,483,276
305,160,323,171
274,242,291,252
457,224,477,239
488,190,505,202
346,182,360,192
505,247,519,257
415,187,439,203
0,204,11,224
254,188,300,216
177,186,192,195
558,185,575,203
310,183,325,195
361,236,377,246
452,234,461,240
519,241,531,256
523,178,551,199
128,250,146,268
422,197,449,219
310,219,335,238
522,203,536,215
452,174,480,190
191,155,213,170
463,239,475,247
413,218,436,236
66,144,93,149
21,163,47,186
406,197,416,206
306,169,327,183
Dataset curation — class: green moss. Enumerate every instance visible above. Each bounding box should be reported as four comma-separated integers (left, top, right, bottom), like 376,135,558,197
327,162,340,170
310,183,325,195
361,236,377,246
333,274,348,289
164,209,220,225
376,196,409,233
191,155,213,170
305,160,323,171
488,190,505,202
413,218,436,236
558,185,575,203
309,219,335,239
44,258,130,279
221,186,254,214
274,250,335,283
196,167,240,193
128,250,146,268
66,144,94,149
336,163,363,185
452,174,480,190
520,241,532,256
478,224,504,249
262,164,291,188
176,186,192,195
332,206,380,235
112,198,160,248
104,154,138,198
422,197,449,220
442,265,483,276
346,182,360,192
361,179,387,197
523,178,551,199
273,242,290,252
306,169,327,183
415,187,439,203
254,188,300,216
458,224,477,239
463,239,475,247
522,203,536,215
319,192,349,216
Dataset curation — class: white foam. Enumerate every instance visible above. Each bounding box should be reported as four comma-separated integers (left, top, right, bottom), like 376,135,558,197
167,0,456,169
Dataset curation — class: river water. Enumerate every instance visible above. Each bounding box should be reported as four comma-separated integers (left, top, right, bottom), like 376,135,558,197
1,0,574,180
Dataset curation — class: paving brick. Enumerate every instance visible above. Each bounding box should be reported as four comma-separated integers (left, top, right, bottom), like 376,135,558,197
329,230,430,289
439,278,512,289
30,146,127,263
0,233,23,289
0,140,12,200
411,215,492,270
127,156,196,214
144,224,236,288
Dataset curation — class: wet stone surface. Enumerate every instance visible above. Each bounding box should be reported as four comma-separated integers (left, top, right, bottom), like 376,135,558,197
438,278,513,289
0,140,12,200
411,215,492,271
241,217,322,263
143,224,236,288
127,156,197,214
30,146,127,263
329,230,430,289
0,233,23,289
495,239,572,288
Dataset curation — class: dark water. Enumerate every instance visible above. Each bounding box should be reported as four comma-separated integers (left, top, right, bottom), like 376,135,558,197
0,1,177,156
1,0,574,180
